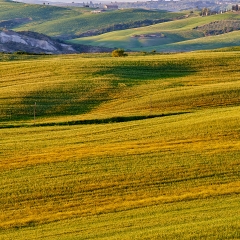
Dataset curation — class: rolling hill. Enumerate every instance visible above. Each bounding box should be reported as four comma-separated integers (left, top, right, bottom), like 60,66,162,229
0,0,185,39
0,51,240,239
0,0,239,52
70,12,240,52
0,0,240,238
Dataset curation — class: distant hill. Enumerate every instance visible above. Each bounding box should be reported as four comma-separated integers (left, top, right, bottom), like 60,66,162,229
0,0,239,53
0,0,185,40
70,12,240,52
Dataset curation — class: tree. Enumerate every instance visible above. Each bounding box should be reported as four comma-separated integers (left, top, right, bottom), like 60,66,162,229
200,8,211,16
112,49,128,57
232,4,239,11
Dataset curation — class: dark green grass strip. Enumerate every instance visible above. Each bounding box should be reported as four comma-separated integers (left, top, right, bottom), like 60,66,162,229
0,112,189,129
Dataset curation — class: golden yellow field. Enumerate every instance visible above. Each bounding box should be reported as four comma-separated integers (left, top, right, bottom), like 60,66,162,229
0,52,239,239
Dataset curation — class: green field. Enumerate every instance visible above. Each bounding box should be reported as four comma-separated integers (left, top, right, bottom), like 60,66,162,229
1,0,240,52
0,51,240,239
70,12,240,52
0,0,184,38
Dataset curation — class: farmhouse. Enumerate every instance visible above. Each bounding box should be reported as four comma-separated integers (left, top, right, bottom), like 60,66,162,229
104,4,118,9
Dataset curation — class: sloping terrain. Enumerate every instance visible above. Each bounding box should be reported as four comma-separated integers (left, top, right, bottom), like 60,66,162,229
0,0,188,52
0,51,240,123
70,12,240,52
17,9,184,40
0,0,239,52
0,0,75,25
0,17,31,28
0,52,240,239
0,0,185,39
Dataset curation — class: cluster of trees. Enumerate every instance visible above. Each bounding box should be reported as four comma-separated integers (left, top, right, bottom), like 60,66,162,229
194,20,240,36
200,5,239,16
200,8,220,16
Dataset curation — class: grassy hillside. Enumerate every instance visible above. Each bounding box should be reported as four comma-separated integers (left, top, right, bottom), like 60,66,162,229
70,12,240,51
0,51,240,239
0,51,239,124
16,8,184,38
0,0,76,21
0,0,184,38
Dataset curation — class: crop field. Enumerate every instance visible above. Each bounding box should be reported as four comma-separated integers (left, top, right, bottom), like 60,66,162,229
70,12,240,52
0,51,240,239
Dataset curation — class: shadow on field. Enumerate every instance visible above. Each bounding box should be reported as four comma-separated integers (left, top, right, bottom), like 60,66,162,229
11,61,194,121
14,83,111,121
0,112,189,128
20,92,107,119
94,61,195,86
